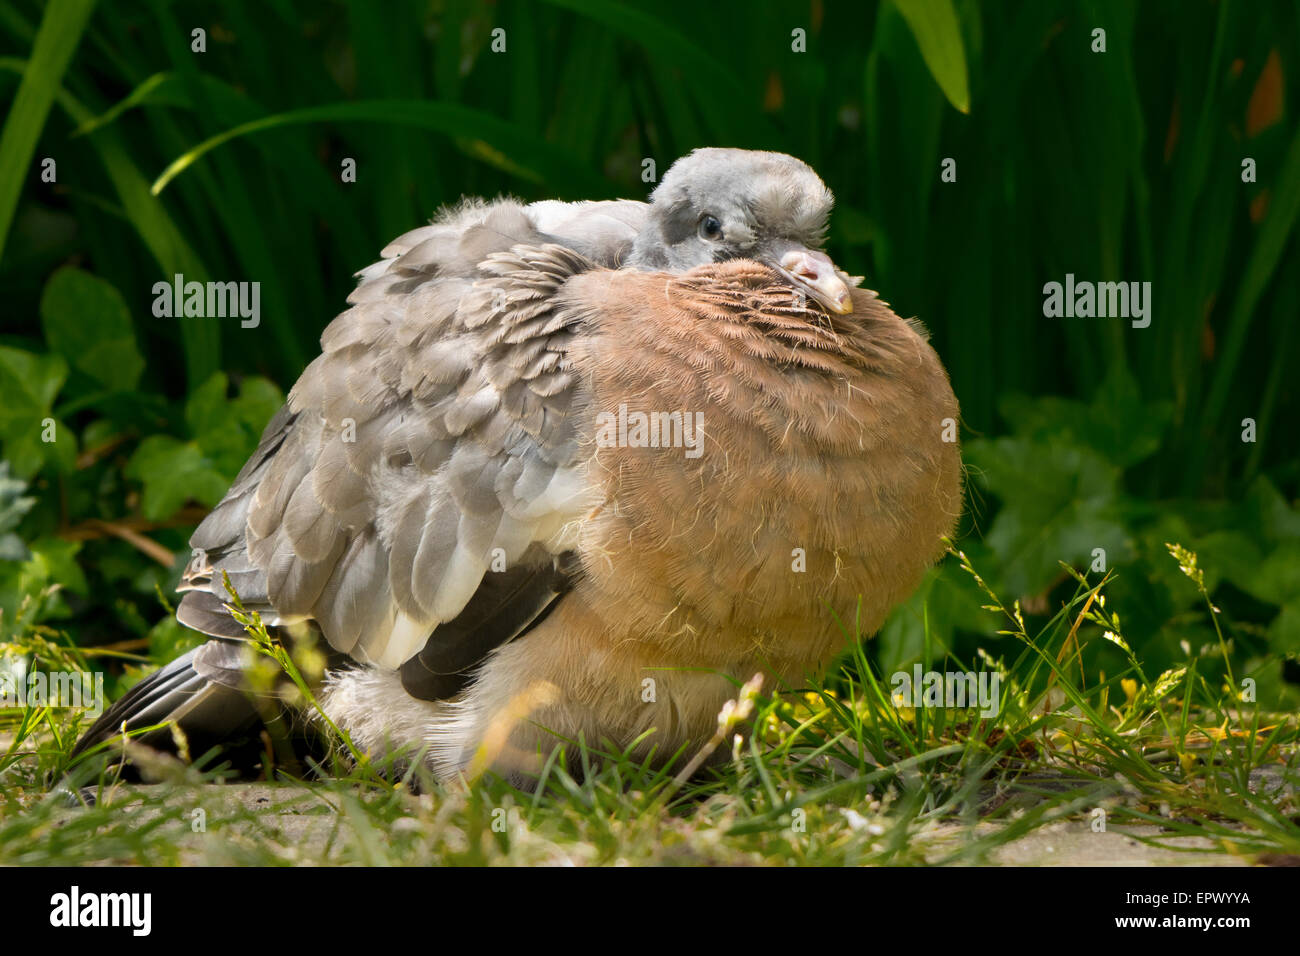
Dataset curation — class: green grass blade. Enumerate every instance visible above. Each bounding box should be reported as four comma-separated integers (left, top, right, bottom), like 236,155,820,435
1200,123,1300,437
151,100,602,197
0,57,219,386
0,0,96,261
889,0,970,113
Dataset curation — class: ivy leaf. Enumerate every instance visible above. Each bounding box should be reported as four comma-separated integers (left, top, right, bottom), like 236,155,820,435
0,536,86,624
1242,477,1300,545
125,435,229,521
998,366,1172,469
1249,542,1300,607
24,536,88,595
967,437,1129,597
0,345,74,477
39,266,145,392
185,372,284,478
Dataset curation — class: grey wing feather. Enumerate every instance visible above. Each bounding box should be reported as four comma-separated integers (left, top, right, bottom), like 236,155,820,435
179,198,606,677
70,645,261,759
399,548,580,701
525,199,646,265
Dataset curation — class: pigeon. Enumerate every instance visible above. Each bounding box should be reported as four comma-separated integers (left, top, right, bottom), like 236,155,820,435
72,148,962,785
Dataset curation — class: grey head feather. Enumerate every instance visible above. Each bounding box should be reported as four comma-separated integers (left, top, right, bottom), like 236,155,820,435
628,147,835,271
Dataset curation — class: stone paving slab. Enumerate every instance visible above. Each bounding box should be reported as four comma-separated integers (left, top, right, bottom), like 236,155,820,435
48,780,1271,865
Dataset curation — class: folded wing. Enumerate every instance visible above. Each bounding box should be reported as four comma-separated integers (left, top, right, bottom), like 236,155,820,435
179,199,612,686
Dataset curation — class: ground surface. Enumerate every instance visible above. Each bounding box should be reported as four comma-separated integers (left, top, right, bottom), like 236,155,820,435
8,761,1289,867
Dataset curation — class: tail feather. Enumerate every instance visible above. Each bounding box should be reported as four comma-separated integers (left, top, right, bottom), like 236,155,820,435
70,643,262,762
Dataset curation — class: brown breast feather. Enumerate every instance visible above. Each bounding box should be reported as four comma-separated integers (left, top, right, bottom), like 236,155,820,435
559,259,963,679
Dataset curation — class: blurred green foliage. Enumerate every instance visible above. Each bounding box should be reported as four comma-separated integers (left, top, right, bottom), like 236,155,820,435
0,0,1297,703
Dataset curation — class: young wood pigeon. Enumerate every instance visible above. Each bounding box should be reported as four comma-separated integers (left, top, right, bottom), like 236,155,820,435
73,149,962,785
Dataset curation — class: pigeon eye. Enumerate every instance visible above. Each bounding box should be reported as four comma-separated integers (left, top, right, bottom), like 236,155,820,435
698,215,723,241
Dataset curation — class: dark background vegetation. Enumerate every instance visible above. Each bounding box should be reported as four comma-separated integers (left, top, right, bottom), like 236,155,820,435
1,0,1297,706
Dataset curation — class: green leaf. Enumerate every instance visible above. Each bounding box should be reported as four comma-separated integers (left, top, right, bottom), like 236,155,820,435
151,100,602,196
544,0,748,99
878,551,999,673
998,365,1173,469
1202,123,1300,434
70,71,178,136
0,0,96,260
0,462,34,561
25,535,87,595
0,56,220,390
0,346,74,477
0,534,86,626
148,614,204,663
123,372,282,521
185,372,283,478
1248,542,1300,607
39,266,145,391
966,437,1129,596
1269,599,1300,657
125,435,228,521
889,0,970,113
1194,530,1263,594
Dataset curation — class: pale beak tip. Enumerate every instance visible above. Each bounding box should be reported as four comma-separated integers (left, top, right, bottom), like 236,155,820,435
777,248,856,316
831,294,854,315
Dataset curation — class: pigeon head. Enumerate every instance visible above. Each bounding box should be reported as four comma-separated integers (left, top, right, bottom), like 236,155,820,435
629,147,857,314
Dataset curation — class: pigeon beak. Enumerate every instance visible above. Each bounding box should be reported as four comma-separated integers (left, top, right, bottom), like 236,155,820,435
777,248,855,314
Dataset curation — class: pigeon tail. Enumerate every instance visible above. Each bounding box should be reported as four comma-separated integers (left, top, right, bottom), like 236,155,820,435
69,643,266,770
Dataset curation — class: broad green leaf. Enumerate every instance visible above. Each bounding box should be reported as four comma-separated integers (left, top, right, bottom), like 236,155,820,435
889,0,970,113
0,534,86,625
1103,515,1206,645
25,535,87,595
1270,599,1300,657
125,435,229,520
966,437,1128,597
39,267,145,391
0,535,85,624
0,462,34,561
0,346,74,477
185,372,283,478
0,57,220,389
1243,477,1300,544
148,614,204,663
1194,530,1264,595
998,365,1172,469
1248,542,1300,607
